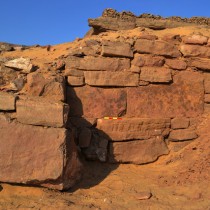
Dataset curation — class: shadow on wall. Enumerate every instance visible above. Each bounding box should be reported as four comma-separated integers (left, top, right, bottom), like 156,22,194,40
66,86,119,191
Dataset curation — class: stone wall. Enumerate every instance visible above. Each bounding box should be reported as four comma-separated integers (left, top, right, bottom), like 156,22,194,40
1,13,210,190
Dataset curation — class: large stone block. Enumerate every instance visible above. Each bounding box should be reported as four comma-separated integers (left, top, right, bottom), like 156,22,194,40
97,118,170,141
127,71,204,118
180,44,210,58
169,129,198,141
140,67,172,83
109,136,169,164
134,39,181,58
65,56,130,71
26,72,65,101
102,41,133,58
131,54,165,67
17,97,69,128
0,115,82,190
66,86,127,118
182,34,208,45
67,76,85,86
189,58,210,71
171,118,190,129
0,92,17,111
84,71,139,86
165,59,187,70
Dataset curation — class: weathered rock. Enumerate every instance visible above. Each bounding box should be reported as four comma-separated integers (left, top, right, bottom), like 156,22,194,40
11,77,25,91
102,41,133,58
0,115,82,190
0,92,17,110
78,127,92,148
131,54,165,67
204,73,210,93
97,118,170,141
65,56,130,71
109,136,169,164
17,97,69,128
129,65,141,73
171,118,190,129
168,141,193,152
0,66,18,86
180,44,210,58
4,57,34,73
134,39,181,58
136,18,193,30
182,34,208,45
88,17,136,32
67,76,85,86
26,72,65,101
138,34,158,40
65,69,84,77
66,86,127,118
204,94,210,103
84,71,139,86
127,71,204,118
169,129,198,141
140,67,172,83
189,58,210,71
135,192,152,200
204,103,210,113
165,59,187,70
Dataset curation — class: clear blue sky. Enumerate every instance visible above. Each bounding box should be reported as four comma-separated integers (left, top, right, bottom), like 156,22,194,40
0,0,209,46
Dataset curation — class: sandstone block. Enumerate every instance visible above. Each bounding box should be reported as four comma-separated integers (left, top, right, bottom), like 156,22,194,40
169,129,198,141
4,57,34,73
0,116,82,190
66,86,127,118
64,69,84,77
97,118,170,141
102,41,133,58
204,94,210,103
67,76,84,86
182,34,208,45
109,136,169,164
130,65,141,73
165,59,187,70
180,44,210,58
127,71,204,118
65,56,130,71
140,67,172,83
205,81,210,93
17,98,69,128
171,118,190,129
168,141,192,152
134,39,181,58
0,92,17,111
27,72,65,101
84,71,139,86
189,58,210,71
132,54,165,67
88,17,136,31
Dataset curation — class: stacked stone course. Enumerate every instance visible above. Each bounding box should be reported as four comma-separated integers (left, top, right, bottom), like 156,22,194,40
1,11,210,190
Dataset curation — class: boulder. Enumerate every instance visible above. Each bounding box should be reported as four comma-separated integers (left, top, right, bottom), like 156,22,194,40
4,57,34,73
0,115,82,190
140,67,172,83
66,86,127,118
169,129,198,141
134,39,181,58
84,71,139,86
171,118,190,129
97,118,170,141
102,41,133,58
127,71,204,118
109,136,169,164
65,56,130,71
0,92,17,111
17,97,69,128
180,44,210,58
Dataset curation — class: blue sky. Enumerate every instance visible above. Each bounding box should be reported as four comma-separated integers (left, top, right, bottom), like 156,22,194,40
0,0,209,45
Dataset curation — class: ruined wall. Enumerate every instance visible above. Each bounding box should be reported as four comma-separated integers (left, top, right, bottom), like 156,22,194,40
1,11,210,190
